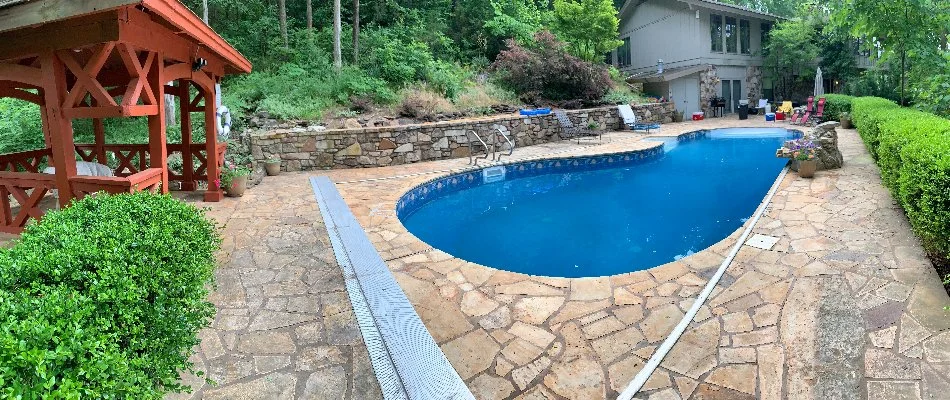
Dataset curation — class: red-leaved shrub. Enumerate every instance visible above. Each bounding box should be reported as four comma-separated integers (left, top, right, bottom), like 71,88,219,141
492,31,611,103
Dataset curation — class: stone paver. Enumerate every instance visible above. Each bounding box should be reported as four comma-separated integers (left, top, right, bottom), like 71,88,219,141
168,176,382,399
5,115,947,399
317,118,950,399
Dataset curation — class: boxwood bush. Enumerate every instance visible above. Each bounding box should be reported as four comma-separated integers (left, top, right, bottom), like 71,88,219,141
0,192,220,398
851,96,950,272
819,94,856,122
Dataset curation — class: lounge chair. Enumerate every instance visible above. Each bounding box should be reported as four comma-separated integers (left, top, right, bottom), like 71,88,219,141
617,104,660,133
777,101,793,114
553,110,602,143
756,99,769,114
795,96,815,126
810,97,826,125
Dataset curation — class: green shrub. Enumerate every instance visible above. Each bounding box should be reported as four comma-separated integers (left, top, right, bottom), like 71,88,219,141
0,192,220,397
850,96,899,156
819,94,855,122
851,96,950,270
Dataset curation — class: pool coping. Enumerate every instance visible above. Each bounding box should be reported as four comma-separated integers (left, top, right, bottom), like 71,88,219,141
311,176,475,400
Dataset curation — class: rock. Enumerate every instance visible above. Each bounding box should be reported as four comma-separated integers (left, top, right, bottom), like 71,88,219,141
810,122,844,170
343,118,362,129
337,142,362,156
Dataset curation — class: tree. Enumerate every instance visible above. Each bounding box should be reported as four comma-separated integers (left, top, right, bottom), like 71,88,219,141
353,0,361,64
334,0,343,71
278,0,288,47
306,0,313,30
484,0,549,45
550,0,623,62
763,19,819,100
201,0,208,23
832,0,944,105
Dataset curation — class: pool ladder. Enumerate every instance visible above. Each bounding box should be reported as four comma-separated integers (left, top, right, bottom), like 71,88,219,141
467,127,515,166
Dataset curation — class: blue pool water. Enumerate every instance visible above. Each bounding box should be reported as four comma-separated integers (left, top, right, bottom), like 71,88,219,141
398,128,796,278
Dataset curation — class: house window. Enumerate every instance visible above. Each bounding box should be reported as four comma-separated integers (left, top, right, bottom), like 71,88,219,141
710,14,723,52
618,37,631,67
725,16,737,53
761,22,772,51
740,20,751,54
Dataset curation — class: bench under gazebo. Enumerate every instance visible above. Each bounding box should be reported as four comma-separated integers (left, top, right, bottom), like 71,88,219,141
0,0,251,233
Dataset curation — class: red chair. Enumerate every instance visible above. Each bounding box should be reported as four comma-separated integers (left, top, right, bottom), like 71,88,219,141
811,97,826,124
796,96,815,125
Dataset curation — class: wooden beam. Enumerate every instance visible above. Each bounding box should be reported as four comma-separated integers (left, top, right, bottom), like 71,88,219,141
118,7,227,77
146,50,168,193
63,104,157,119
0,11,120,62
203,81,222,202
0,62,42,87
178,78,195,191
40,51,78,207
0,84,42,104
0,0,139,35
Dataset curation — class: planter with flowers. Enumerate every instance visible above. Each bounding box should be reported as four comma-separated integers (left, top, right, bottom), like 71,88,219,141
776,138,819,178
219,163,252,197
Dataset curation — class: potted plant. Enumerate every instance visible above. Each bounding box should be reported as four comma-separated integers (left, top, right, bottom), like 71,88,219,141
587,121,601,131
788,138,819,178
839,112,852,129
219,163,252,197
264,156,281,176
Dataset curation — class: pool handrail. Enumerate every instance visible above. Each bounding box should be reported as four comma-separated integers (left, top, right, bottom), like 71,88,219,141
492,125,515,162
466,129,493,166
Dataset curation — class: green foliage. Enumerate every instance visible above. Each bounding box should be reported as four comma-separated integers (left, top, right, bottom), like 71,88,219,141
819,94,855,121
550,0,623,62
0,98,44,153
764,19,819,100
484,0,549,45
914,51,950,118
850,96,899,155
0,192,220,397
851,97,950,268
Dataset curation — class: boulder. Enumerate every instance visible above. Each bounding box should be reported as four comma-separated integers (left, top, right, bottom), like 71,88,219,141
811,121,844,170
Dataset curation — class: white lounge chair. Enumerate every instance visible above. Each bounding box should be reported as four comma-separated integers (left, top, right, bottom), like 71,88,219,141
617,104,660,133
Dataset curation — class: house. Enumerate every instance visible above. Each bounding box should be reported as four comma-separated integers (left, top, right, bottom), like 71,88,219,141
610,0,782,116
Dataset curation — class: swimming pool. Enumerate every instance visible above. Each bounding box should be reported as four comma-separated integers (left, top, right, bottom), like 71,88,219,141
397,128,798,278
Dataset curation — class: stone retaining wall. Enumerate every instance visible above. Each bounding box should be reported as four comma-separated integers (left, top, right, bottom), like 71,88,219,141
250,103,676,171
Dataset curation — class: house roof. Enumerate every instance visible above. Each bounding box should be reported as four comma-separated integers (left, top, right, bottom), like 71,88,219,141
0,0,251,74
626,64,709,83
620,0,783,21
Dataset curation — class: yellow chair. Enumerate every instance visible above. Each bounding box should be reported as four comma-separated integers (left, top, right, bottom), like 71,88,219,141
777,101,793,114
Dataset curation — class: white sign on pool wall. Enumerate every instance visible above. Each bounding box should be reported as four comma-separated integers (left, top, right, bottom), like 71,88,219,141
482,166,506,183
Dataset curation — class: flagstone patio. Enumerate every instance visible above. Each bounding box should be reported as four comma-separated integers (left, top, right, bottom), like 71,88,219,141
4,117,947,400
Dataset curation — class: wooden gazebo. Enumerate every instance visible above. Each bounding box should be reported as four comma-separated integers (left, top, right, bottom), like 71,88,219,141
0,0,251,233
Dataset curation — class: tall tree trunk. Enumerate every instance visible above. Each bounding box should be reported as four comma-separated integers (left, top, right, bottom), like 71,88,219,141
278,0,288,48
334,0,342,71
353,0,360,64
306,0,313,30
202,0,208,23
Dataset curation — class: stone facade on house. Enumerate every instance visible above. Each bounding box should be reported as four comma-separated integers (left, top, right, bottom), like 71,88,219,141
250,103,676,171
699,66,720,116
746,66,763,105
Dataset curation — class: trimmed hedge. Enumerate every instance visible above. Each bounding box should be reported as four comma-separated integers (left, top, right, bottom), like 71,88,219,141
819,94,855,122
0,192,220,398
851,97,950,269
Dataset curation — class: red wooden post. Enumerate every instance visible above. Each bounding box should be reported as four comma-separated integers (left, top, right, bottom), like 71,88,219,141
178,79,196,191
146,50,168,193
93,118,106,164
39,52,78,207
203,83,222,202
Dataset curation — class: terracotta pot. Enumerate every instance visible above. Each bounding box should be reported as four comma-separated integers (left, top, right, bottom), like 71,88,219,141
840,117,852,129
264,161,281,176
797,159,817,178
226,175,248,197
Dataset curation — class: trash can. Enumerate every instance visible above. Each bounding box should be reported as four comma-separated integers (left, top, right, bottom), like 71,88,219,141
738,100,749,120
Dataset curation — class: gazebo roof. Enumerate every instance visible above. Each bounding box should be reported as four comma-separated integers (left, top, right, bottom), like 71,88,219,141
0,0,251,75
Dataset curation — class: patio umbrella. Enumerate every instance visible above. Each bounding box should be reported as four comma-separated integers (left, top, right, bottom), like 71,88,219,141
814,67,824,97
